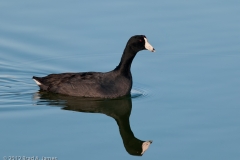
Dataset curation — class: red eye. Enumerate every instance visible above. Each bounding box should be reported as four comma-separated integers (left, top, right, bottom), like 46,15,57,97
139,39,142,42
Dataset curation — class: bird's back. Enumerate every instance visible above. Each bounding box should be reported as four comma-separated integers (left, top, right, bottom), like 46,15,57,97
33,71,132,98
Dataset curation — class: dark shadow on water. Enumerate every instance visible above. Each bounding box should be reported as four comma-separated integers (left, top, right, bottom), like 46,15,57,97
34,92,152,156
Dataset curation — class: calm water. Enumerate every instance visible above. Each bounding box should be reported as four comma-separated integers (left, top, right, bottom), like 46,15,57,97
1,0,240,159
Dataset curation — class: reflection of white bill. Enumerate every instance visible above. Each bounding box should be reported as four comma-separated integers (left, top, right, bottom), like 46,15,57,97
141,140,153,155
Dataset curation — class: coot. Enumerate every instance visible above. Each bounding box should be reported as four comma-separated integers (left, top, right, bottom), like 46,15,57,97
33,35,155,98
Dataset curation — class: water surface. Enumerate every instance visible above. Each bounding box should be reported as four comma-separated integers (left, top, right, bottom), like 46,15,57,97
1,0,240,159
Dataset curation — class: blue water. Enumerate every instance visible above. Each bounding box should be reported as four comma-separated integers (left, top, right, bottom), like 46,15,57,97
1,0,240,159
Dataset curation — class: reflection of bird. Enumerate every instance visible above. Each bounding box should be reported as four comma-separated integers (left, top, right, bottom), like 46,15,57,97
37,92,152,156
33,35,155,98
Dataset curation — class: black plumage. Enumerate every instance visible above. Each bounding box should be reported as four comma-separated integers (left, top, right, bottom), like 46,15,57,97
33,35,155,98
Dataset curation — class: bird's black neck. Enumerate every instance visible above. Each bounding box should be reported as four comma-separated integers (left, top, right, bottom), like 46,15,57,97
114,46,137,75
115,115,135,141
115,115,144,156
